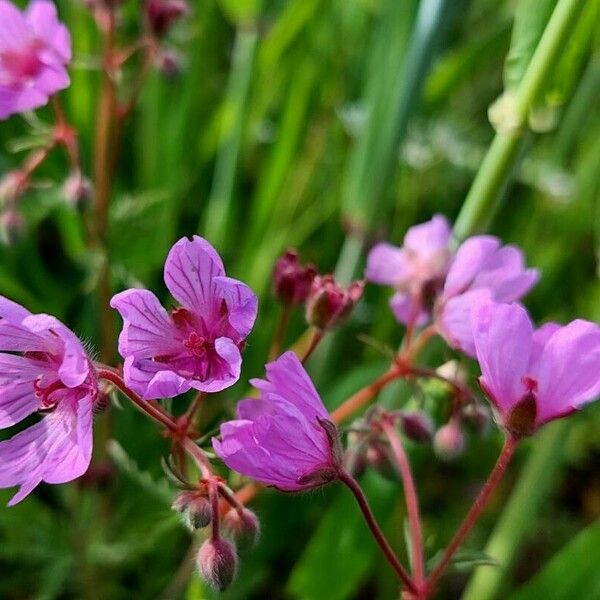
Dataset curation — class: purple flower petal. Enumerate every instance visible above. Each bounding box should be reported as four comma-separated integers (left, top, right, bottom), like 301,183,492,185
0,296,31,322
213,276,258,340
443,236,500,298
26,0,71,62
110,288,180,358
163,236,225,313
389,292,429,327
473,302,533,415
250,351,328,420
437,288,493,357
365,243,410,286
404,214,451,259
536,320,600,423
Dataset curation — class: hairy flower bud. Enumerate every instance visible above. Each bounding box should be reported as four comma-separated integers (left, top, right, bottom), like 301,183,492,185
172,491,212,529
62,171,93,206
399,411,434,443
461,403,491,436
434,420,465,461
222,508,260,550
305,275,364,330
145,0,188,38
197,538,238,591
272,249,317,306
366,440,396,481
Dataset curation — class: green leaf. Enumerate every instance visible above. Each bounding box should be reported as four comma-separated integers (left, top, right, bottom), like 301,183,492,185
509,519,600,600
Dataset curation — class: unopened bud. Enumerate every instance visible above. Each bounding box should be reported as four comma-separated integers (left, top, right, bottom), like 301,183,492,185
145,0,188,38
197,538,238,591
366,441,396,481
434,420,465,461
222,509,260,550
399,411,434,443
461,403,491,436
62,171,93,206
172,491,212,530
272,249,317,306
305,275,364,330
0,171,23,202
153,48,183,78
0,210,25,246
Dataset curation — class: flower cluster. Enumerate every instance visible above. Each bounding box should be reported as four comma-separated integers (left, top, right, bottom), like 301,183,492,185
0,0,71,120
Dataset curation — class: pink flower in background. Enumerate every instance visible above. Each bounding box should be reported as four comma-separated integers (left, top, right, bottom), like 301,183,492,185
213,352,341,491
111,236,258,400
305,275,364,330
0,297,98,505
366,215,452,326
435,235,539,357
0,0,71,119
473,302,600,437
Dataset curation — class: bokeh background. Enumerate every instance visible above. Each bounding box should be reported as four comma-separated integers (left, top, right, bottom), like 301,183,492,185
0,0,599,598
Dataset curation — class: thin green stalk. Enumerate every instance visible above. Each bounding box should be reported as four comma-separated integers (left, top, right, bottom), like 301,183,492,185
453,0,585,240
203,24,259,248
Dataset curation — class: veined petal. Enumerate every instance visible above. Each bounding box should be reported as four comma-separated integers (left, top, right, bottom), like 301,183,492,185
122,356,191,400
472,302,533,415
213,276,258,340
0,295,31,323
250,352,328,419
189,337,241,393
110,288,180,358
163,236,225,313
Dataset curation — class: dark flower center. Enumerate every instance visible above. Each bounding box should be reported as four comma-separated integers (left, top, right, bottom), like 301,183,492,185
1,45,43,84
183,331,209,357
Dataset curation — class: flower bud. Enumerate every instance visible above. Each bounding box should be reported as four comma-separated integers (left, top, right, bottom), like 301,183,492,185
0,210,25,246
272,249,317,306
461,403,491,436
434,420,465,461
197,538,238,591
366,440,396,481
305,275,364,330
399,411,434,443
153,48,183,78
145,0,188,38
222,508,260,550
62,171,93,206
172,491,212,530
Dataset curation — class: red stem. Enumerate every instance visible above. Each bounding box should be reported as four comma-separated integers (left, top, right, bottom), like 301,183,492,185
424,436,518,596
338,470,417,595
301,328,323,363
380,419,425,588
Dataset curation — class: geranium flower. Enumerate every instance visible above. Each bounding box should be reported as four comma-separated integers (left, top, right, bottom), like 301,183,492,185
111,236,258,399
0,296,97,505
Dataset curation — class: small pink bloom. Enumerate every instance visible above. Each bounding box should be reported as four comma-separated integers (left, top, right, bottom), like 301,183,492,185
305,275,364,330
473,302,600,437
213,352,341,491
0,296,98,505
272,249,317,306
435,236,539,357
0,0,71,119
111,236,258,400
145,0,188,38
366,215,452,326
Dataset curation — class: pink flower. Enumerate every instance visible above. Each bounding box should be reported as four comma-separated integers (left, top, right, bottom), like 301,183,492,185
0,296,98,505
435,236,539,357
473,302,600,437
0,0,71,120
111,236,258,400
305,275,364,330
366,215,452,326
213,352,341,491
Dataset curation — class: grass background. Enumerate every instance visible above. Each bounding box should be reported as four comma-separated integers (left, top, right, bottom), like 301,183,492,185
0,0,599,598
